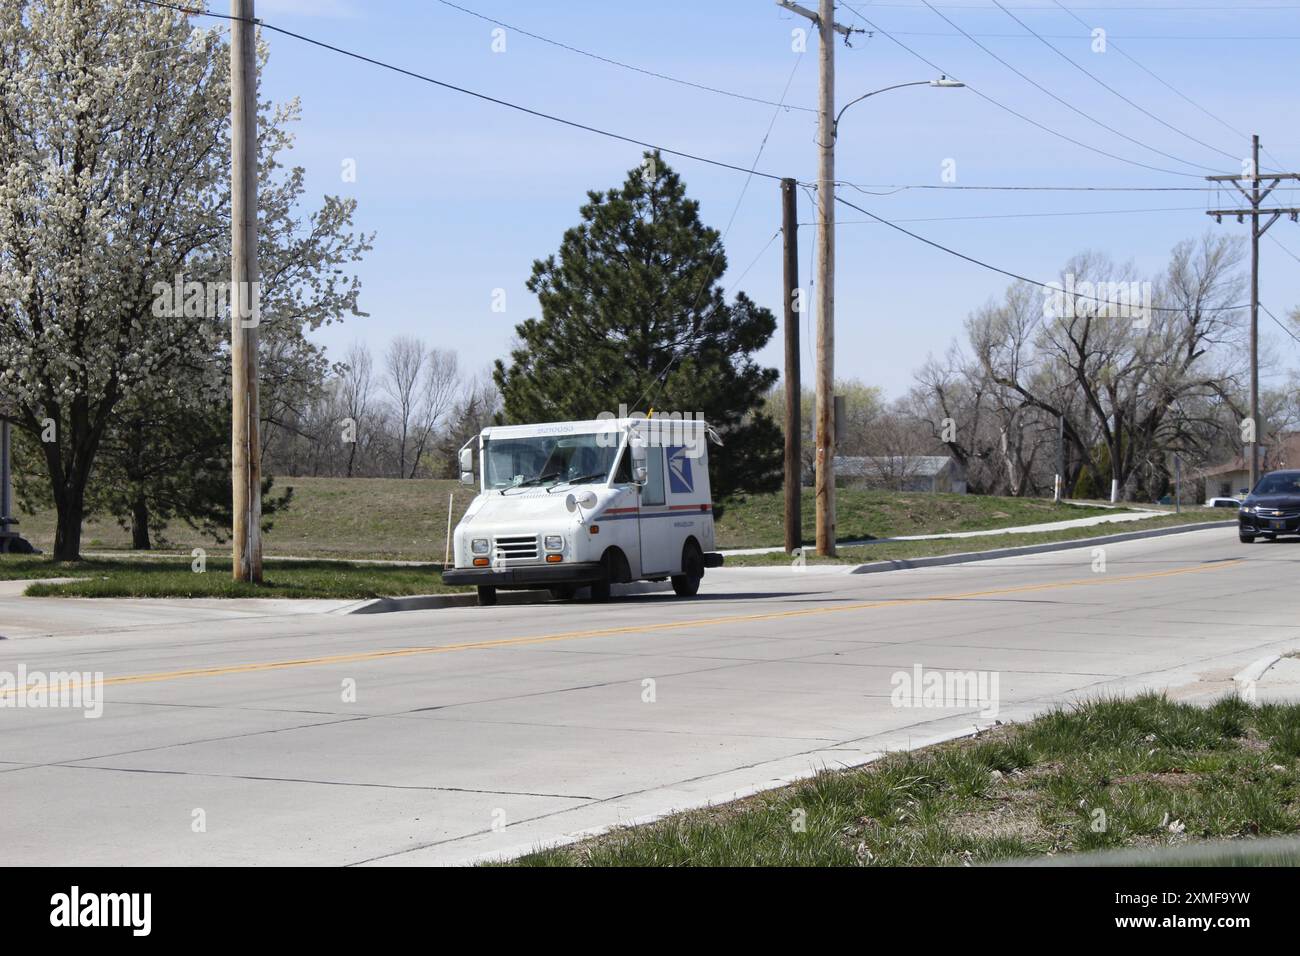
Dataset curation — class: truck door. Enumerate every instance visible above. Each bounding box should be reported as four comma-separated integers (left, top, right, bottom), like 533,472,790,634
637,445,673,575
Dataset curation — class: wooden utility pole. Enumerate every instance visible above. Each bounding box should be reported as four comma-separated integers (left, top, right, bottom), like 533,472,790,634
1206,135,1300,490
230,0,263,582
813,0,836,557
779,0,860,556
781,178,801,554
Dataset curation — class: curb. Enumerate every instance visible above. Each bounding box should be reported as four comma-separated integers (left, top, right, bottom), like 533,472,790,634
847,519,1236,575
348,579,673,614
1234,654,1282,686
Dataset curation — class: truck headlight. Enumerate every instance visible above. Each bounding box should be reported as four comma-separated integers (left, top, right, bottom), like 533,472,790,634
1240,506,1255,514
471,538,490,554
544,534,564,551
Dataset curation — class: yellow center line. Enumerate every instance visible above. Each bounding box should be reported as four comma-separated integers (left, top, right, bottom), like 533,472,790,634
0,559,1245,697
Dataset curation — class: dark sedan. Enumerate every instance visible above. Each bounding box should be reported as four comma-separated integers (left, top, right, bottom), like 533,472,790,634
1238,470,1300,543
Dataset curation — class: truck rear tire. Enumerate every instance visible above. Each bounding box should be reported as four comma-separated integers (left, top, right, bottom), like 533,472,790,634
476,585,498,606
671,573,700,597
672,543,704,597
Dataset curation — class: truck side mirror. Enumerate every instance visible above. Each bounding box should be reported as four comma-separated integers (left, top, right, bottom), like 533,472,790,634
630,439,647,484
458,447,474,485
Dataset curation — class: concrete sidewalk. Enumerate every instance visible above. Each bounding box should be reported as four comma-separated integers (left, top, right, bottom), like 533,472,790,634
0,594,358,640
722,504,1181,556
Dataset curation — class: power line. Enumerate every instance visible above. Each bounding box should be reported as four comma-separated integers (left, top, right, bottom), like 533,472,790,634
636,52,806,411
989,0,1239,163
888,30,1300,40
134,4,1266,326
434,0,817,114
1050,1,1292,173
133,0,791,184
914,0,1219,173
825,204,1206,224
864,2,1300,9
831,191,1249,313
1261,303,1300,345
832,181,1285,194
837,3,1208,179
1267,232,1300,266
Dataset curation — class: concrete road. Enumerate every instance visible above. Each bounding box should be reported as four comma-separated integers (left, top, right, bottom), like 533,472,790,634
2,527,1297,866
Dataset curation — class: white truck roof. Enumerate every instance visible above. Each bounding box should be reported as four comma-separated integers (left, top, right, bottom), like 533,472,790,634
481,417,709,441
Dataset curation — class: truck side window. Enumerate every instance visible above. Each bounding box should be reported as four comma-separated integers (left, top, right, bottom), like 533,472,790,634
612,447,632,484
642,447,665,506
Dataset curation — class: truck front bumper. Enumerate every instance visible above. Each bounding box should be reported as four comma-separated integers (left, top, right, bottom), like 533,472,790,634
442,561,605,589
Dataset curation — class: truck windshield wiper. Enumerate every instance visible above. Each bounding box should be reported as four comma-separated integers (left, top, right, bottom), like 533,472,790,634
558,472,607,487
502,471,561,493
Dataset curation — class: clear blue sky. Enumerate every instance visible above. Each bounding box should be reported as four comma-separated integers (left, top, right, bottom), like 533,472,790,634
248,0,1300,399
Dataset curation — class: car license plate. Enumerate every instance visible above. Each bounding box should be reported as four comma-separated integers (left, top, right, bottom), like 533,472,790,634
1272,519,1286,529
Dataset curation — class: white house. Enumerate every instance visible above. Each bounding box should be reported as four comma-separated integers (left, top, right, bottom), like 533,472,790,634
833,455,967,494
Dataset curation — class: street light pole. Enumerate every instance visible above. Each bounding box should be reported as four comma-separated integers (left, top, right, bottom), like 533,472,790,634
777,4,962,557
818,76,963,554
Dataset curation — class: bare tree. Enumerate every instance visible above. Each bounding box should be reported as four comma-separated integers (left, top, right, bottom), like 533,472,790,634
383,336,427,478
340,341,374,477
405,348,460,479
916,234,1249,502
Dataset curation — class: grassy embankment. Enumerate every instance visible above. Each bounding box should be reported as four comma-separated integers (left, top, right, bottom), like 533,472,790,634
503,695,1300,866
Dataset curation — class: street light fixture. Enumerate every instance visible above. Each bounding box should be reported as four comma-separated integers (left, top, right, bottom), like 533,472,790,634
831,76,965,143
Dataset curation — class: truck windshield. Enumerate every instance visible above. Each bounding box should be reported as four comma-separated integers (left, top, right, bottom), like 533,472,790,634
483,433,621,491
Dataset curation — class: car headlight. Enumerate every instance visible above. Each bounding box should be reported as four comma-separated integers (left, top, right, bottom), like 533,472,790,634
471,538,490,554
544,534,564,551
1240,505,1255,514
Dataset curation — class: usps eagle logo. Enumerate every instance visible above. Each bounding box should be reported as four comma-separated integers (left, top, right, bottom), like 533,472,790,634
667,445,694,494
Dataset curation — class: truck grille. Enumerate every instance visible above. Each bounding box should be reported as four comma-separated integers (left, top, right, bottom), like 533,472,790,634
493,534,539,562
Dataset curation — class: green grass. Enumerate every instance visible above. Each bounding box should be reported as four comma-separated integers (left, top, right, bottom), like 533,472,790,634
501,694,1300,867
17,478,1164,559
0,554,456,599
16,476,479,562
724,510,1231,566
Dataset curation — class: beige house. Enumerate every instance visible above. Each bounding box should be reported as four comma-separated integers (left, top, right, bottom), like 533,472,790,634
1194,434,1300,501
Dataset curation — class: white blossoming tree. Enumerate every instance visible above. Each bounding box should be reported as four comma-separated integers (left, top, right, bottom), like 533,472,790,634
0,1,370,559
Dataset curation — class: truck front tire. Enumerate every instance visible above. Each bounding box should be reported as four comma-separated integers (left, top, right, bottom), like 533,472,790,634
476,585,498,606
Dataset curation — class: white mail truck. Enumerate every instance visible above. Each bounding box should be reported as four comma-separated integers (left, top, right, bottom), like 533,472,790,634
442,416,725,605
